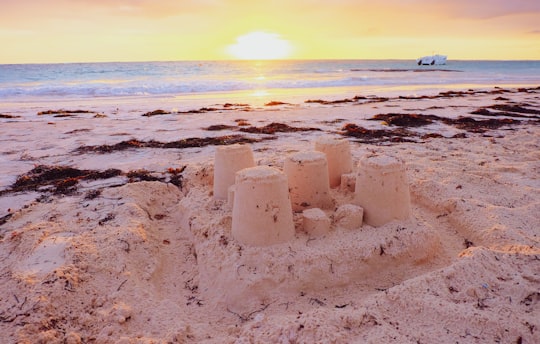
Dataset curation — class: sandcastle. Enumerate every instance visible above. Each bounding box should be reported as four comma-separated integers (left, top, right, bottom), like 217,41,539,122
231,166,295,246
172,141,425,313
213,144,255,200
284,151,332,211
215,140,411,247
354,154,411,227
315,136,353,188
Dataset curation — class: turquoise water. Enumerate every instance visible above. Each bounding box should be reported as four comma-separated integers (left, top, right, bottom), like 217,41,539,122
0,60,539,99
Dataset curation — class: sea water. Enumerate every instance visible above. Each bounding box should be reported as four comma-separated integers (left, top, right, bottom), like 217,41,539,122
1,60,539,110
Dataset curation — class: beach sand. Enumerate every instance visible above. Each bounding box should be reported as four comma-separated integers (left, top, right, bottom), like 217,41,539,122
0,87,539,343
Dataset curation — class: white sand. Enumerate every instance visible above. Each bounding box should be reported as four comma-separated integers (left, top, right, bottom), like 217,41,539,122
1,88,539,343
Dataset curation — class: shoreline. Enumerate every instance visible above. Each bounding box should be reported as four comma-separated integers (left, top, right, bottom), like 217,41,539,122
0,85,539,343
2,83,540,118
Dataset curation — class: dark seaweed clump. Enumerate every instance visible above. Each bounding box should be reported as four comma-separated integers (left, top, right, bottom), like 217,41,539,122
125,167,186,188
3,165,122,195
1,164,187,200
368,112,526,133
342,110,528,143
142,104,253,117
444,117,522,133
368,113,443,127
76,135,270,154
307,87,539,106
0,213,13,226
142,109,171,117
239,122,321,134
205,124,237,131
0,113,20,119
265,101,291,106
305,95,385,105
126,169,164,183
340,123,415,144
37,109,94,117
471,104,540,119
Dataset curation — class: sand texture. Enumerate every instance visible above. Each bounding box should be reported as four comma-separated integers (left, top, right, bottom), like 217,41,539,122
1,87,539,343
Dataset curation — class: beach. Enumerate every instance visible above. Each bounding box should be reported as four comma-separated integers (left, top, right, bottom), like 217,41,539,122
0,85,539,343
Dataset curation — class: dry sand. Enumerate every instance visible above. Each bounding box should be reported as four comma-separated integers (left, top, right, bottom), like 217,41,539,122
0,87,539,343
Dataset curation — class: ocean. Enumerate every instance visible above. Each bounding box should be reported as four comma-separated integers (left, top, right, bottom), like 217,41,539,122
1,60,539,110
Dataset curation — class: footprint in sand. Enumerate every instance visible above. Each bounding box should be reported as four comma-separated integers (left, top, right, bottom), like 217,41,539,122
15,233,72,276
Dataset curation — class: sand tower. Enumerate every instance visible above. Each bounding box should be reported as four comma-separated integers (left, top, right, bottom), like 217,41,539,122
354,154,411,227
232,166,295,246
314,136,353,188
284,151,333,212
213,144,255,200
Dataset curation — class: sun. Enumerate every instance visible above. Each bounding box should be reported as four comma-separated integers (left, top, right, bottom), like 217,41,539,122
227,31,292,60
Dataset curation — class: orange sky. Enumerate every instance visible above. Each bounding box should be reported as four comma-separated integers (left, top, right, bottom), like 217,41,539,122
0,0,539,63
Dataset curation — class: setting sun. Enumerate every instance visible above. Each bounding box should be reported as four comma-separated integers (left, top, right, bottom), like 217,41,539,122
227,32,292,60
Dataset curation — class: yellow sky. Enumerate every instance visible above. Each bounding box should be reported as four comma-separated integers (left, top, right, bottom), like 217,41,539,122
0,0,539,63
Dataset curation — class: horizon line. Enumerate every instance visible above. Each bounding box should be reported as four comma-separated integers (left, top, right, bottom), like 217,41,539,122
2,57,540,66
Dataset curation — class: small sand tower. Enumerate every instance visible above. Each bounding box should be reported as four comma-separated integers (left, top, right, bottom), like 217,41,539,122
284,151,333,212
213,144,255,200
232,166,295,246
314,136,353,188
354,154,411,227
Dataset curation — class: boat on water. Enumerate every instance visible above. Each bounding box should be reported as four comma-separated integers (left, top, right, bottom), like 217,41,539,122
416,54,447,65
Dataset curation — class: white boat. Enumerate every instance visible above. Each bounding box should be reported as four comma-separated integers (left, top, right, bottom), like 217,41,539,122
416,54,447,65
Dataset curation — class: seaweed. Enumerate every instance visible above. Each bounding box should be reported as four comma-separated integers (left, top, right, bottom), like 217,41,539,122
340,123,414,144
265,101,291,106
0,213,13,227
179,107,220,114
84,189,102,200
235,119,251,126
305,95,374,105
361,111,527,140
127,170,164,183
471,104,540,119
122,167,186,187
142,107,230,116
368,113,443,127
76,139,145,153
11,166,87,192
444,117,521,133
436,90,471,98
1,165,122,196
161,136,270,148
64,128,92,134
76,135,268,154
490,104,540,115
98,213,116,226
205,124,237,131
142,109,171,117
1,164,186,203
305,98,354,105
0,114,20,119
167,166,186,188
239,122,321,134
421,133,445,139
223,103,250,108
37,109,94,116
